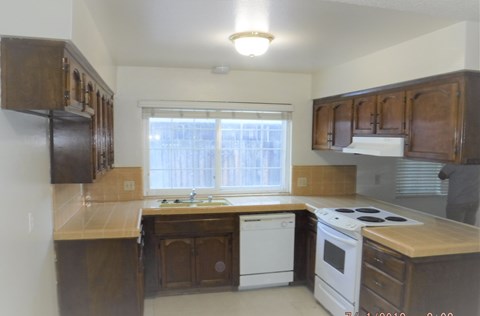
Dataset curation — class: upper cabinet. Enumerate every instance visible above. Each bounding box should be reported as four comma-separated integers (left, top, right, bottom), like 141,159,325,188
1,37,115,183
313,70,480,164
312,99,353,150
404,82,459,162
1,38,97,117
353,92,405,136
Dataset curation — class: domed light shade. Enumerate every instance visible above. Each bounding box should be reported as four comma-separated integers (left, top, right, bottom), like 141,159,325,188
229,31,274,57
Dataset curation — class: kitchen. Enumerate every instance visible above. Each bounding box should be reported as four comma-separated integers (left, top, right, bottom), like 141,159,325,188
1,0,480,316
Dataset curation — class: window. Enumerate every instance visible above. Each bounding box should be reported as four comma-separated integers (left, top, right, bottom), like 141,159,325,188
144,107,291,196
396,159,448,197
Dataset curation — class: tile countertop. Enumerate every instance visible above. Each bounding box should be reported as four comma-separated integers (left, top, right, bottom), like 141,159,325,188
53,195,480,258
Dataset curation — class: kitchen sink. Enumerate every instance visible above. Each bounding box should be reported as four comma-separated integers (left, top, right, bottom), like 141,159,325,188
159,199,230,207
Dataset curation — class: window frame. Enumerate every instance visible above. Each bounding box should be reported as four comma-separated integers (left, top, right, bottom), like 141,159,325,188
143,111,292,197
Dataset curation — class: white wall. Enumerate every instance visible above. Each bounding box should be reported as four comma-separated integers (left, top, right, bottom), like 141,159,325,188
71,0,117,90
0,2,116,315
0,0,116,90
312,21,480,98
0,0,72,39
0,1,71,315
311,21,480,224
0,111,58,315
115,67,314,166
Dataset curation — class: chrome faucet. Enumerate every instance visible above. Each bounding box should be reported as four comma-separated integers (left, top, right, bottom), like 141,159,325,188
189,188,197,202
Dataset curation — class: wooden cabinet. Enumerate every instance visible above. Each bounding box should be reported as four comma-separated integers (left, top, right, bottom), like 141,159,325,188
92,89,115,177
360,238,480,315
145,214,238,295
292,210,317,291
376,91,406,135
312,103,332,149
158,236,232,289
313,71,480,163
405,81,460,162
353,92,405,136
0,37,114,183
304,213,317,291
159,238,196,289
312,99,353,150
1,38,97,117
55,238,144,316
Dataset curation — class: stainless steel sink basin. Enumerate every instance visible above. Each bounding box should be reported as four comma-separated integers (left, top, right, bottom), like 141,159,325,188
159,199,230,207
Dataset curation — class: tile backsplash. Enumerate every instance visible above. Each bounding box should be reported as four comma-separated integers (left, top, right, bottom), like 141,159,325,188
52,183,84,229
83,167,143,202
53,165,353,229
292,165,356,196
53,167,143,230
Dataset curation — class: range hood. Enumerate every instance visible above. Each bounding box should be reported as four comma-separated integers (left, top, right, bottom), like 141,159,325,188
342,137,404,157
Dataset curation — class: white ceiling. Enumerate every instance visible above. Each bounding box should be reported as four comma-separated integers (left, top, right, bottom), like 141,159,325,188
83,0,479,73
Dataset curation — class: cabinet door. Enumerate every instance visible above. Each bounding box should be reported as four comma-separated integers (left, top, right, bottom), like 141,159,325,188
64,52,85,109
195,236,232,287
353,96,376,135
312,103,332,150
376,91,405,135
50,116,93,184
405,82,460,162
331,99,353,149
1,38,65,111
159,238,196,289
106,97,115,169
55,239,143,316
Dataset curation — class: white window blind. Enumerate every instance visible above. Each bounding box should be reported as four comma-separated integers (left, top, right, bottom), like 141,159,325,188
396,159,448,197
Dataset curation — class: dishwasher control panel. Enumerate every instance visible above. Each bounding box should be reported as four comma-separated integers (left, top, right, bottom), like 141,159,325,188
240,213,295,230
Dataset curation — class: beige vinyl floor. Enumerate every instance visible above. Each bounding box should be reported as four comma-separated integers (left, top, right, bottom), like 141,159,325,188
143,286,331,316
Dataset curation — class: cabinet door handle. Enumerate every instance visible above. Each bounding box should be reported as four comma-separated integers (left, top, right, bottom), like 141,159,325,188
62,57,70,102
373,257,384,264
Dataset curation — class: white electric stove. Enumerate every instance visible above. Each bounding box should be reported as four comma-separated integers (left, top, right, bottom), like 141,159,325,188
313,206,422,316
315,206,422,235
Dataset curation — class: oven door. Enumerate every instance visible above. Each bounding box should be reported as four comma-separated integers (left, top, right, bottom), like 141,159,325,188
315,222,361,304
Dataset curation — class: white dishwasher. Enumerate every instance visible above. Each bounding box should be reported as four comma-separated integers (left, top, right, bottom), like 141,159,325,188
239,213,295,290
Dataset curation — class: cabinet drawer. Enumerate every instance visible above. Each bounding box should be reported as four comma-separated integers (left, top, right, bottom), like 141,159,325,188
363,240,405,280
362,263,404,307
155,217,235,235
360,286,402,315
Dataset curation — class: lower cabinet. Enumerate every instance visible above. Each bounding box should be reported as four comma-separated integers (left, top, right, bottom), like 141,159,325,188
360,238,480,315
144,214,238,295
305,215,317,291
55,238,144,316
159,235,232,289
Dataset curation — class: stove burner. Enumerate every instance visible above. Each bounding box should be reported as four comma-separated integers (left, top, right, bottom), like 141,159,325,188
335,208,355,213
385,216,407,222
357,216,385,223
355,207,381,214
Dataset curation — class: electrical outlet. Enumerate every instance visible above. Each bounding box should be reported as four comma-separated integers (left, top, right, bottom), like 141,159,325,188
297,177,308,187
123,180,136,191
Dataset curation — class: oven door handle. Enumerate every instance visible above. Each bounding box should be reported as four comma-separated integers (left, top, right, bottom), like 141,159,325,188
318,224,358,247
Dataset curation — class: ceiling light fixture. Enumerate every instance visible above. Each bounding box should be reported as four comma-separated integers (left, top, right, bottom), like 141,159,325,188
229,31,274,57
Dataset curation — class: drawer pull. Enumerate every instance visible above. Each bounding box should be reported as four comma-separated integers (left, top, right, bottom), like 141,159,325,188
374,280,383,288
374,257,384,264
